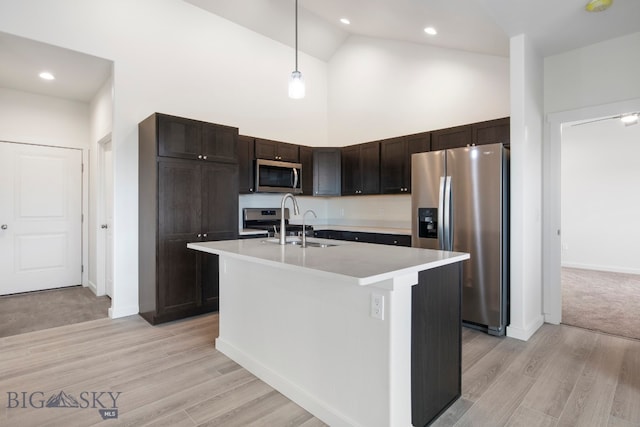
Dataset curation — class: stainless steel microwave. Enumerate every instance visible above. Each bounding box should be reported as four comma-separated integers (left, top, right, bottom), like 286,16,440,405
255,159,302,194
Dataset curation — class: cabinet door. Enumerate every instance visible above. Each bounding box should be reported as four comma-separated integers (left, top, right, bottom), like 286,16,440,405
406,132,431,193
254,138,278,160
472,117,510,146
202,123,238,163
380,137,408,194
431,125,472,151
237,135,255,194
299,146,314,195
157,114,202,160
361,141,380,195
157,159,202,314
200,253,220,309
313,148,341,196
201,162,239,241
276,142,300,162
341,145,361,195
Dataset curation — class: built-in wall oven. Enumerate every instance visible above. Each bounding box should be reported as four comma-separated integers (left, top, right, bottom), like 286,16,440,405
255,159,302,194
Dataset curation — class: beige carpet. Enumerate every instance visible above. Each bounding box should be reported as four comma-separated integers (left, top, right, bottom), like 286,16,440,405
562,267,640,341
0,285,111,338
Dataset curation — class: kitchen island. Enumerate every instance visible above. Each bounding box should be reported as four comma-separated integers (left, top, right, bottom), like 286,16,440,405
188,238,469,427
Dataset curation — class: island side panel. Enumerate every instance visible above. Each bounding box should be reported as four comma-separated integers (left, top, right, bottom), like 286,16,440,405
216,255,397,427
411,262,462,427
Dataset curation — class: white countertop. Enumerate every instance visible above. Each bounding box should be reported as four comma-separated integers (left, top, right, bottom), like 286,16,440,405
239,225,411,236
188,238,469,286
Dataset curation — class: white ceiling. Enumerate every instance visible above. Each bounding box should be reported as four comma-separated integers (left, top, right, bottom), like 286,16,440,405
0,31,112,103
1,0,639,102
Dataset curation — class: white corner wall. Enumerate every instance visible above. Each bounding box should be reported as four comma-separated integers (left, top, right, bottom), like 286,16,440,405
328,35,510,145
561,119,640,274
0,87,90,148
545,32,640,114
507,34,544,341
0,0,329,318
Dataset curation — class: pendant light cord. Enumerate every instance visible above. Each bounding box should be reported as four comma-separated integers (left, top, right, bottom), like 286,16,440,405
295,0,298,72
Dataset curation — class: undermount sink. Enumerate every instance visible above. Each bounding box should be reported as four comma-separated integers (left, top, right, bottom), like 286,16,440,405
262,238,337,248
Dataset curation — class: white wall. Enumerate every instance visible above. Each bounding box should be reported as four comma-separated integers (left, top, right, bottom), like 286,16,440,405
328,35,510,146
0,87,89,148
507,34,544,340
561,119,640,274
545,32,640,114
88,76,113,290
0,0,329,317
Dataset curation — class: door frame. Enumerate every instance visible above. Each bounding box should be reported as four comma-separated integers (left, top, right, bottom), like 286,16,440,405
543,97,640,324
96,133,112,297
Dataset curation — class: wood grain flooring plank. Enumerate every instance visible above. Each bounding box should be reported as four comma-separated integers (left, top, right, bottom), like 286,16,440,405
519,325,597,418
198,390,292,427
504,406,558,427
185,378,272,424
610,339,640,425
461,330,503,373
430,397,474,427
506,324,564,379
461,336,526,402
141,410,197,427
555,333,626,427
456,371,535,427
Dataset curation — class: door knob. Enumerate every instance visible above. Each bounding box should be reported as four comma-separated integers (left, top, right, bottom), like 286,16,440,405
101,224,108,229
1,224,7,230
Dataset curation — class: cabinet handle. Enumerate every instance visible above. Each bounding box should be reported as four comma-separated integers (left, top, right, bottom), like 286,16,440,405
203,233,207,238
197,233,202,238
203,155,207,160
198,155,203,159
393,240,398,244
355,237,359,241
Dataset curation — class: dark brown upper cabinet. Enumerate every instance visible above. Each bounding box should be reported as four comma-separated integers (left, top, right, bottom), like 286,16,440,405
431,124,472,151
299,146,314,195
342,141,380,195
238,135,255,194
157,113,238,163
471,117,510,146
255,138,300,162
380,133,430,194
313,148,341,197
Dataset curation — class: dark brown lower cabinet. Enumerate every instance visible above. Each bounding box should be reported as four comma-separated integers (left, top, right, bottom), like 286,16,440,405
411,263,462,426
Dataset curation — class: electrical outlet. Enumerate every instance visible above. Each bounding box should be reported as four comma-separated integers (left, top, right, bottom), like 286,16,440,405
371,293,384,320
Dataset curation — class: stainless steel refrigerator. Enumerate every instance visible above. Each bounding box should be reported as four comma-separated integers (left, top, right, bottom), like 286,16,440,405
411,143,509,335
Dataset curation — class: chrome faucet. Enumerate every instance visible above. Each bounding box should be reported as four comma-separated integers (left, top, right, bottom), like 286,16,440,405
280,193,300,245
302,210,317,248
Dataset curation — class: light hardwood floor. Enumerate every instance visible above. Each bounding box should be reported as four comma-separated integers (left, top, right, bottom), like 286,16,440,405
1,314,638,427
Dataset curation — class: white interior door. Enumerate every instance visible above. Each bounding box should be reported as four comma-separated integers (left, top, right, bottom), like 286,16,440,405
0,142,82,295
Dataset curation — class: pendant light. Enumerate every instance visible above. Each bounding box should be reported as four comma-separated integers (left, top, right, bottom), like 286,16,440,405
288,0,305,99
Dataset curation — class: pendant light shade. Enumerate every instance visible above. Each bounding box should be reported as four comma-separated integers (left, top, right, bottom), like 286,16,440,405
288,0,305,99
289,70,305,99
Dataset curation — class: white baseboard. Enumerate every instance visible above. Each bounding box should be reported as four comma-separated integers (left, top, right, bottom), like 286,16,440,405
544,313,561,325
87,280,98,295
108,304,139,319
561,262,640,275
507,315,545,341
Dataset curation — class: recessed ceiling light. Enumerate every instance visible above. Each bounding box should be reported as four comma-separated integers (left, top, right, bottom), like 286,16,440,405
620,113,639,126
424,27,437,36
39,71,55,80
340,18,350,25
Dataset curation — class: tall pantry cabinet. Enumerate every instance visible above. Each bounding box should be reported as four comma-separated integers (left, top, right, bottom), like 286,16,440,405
138,113,239,325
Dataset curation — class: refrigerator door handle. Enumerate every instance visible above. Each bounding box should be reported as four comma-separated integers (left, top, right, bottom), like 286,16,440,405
438,177,445,249
444,176,452,251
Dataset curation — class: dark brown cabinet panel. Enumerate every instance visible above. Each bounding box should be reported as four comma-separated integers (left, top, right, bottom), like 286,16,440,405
139,113,238,325
380,136,409,194
313,148,341,196
412,263,461,426
237,135,255,194
255,138,300,162
299,146,314,195
431,124,472,151
342,141,380,195
313,230,411,247
472,117,510,146
157,113,237,163
202,122,239,163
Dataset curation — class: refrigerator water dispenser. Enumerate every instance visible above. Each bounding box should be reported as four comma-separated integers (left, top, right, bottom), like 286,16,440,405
418,207,438,239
